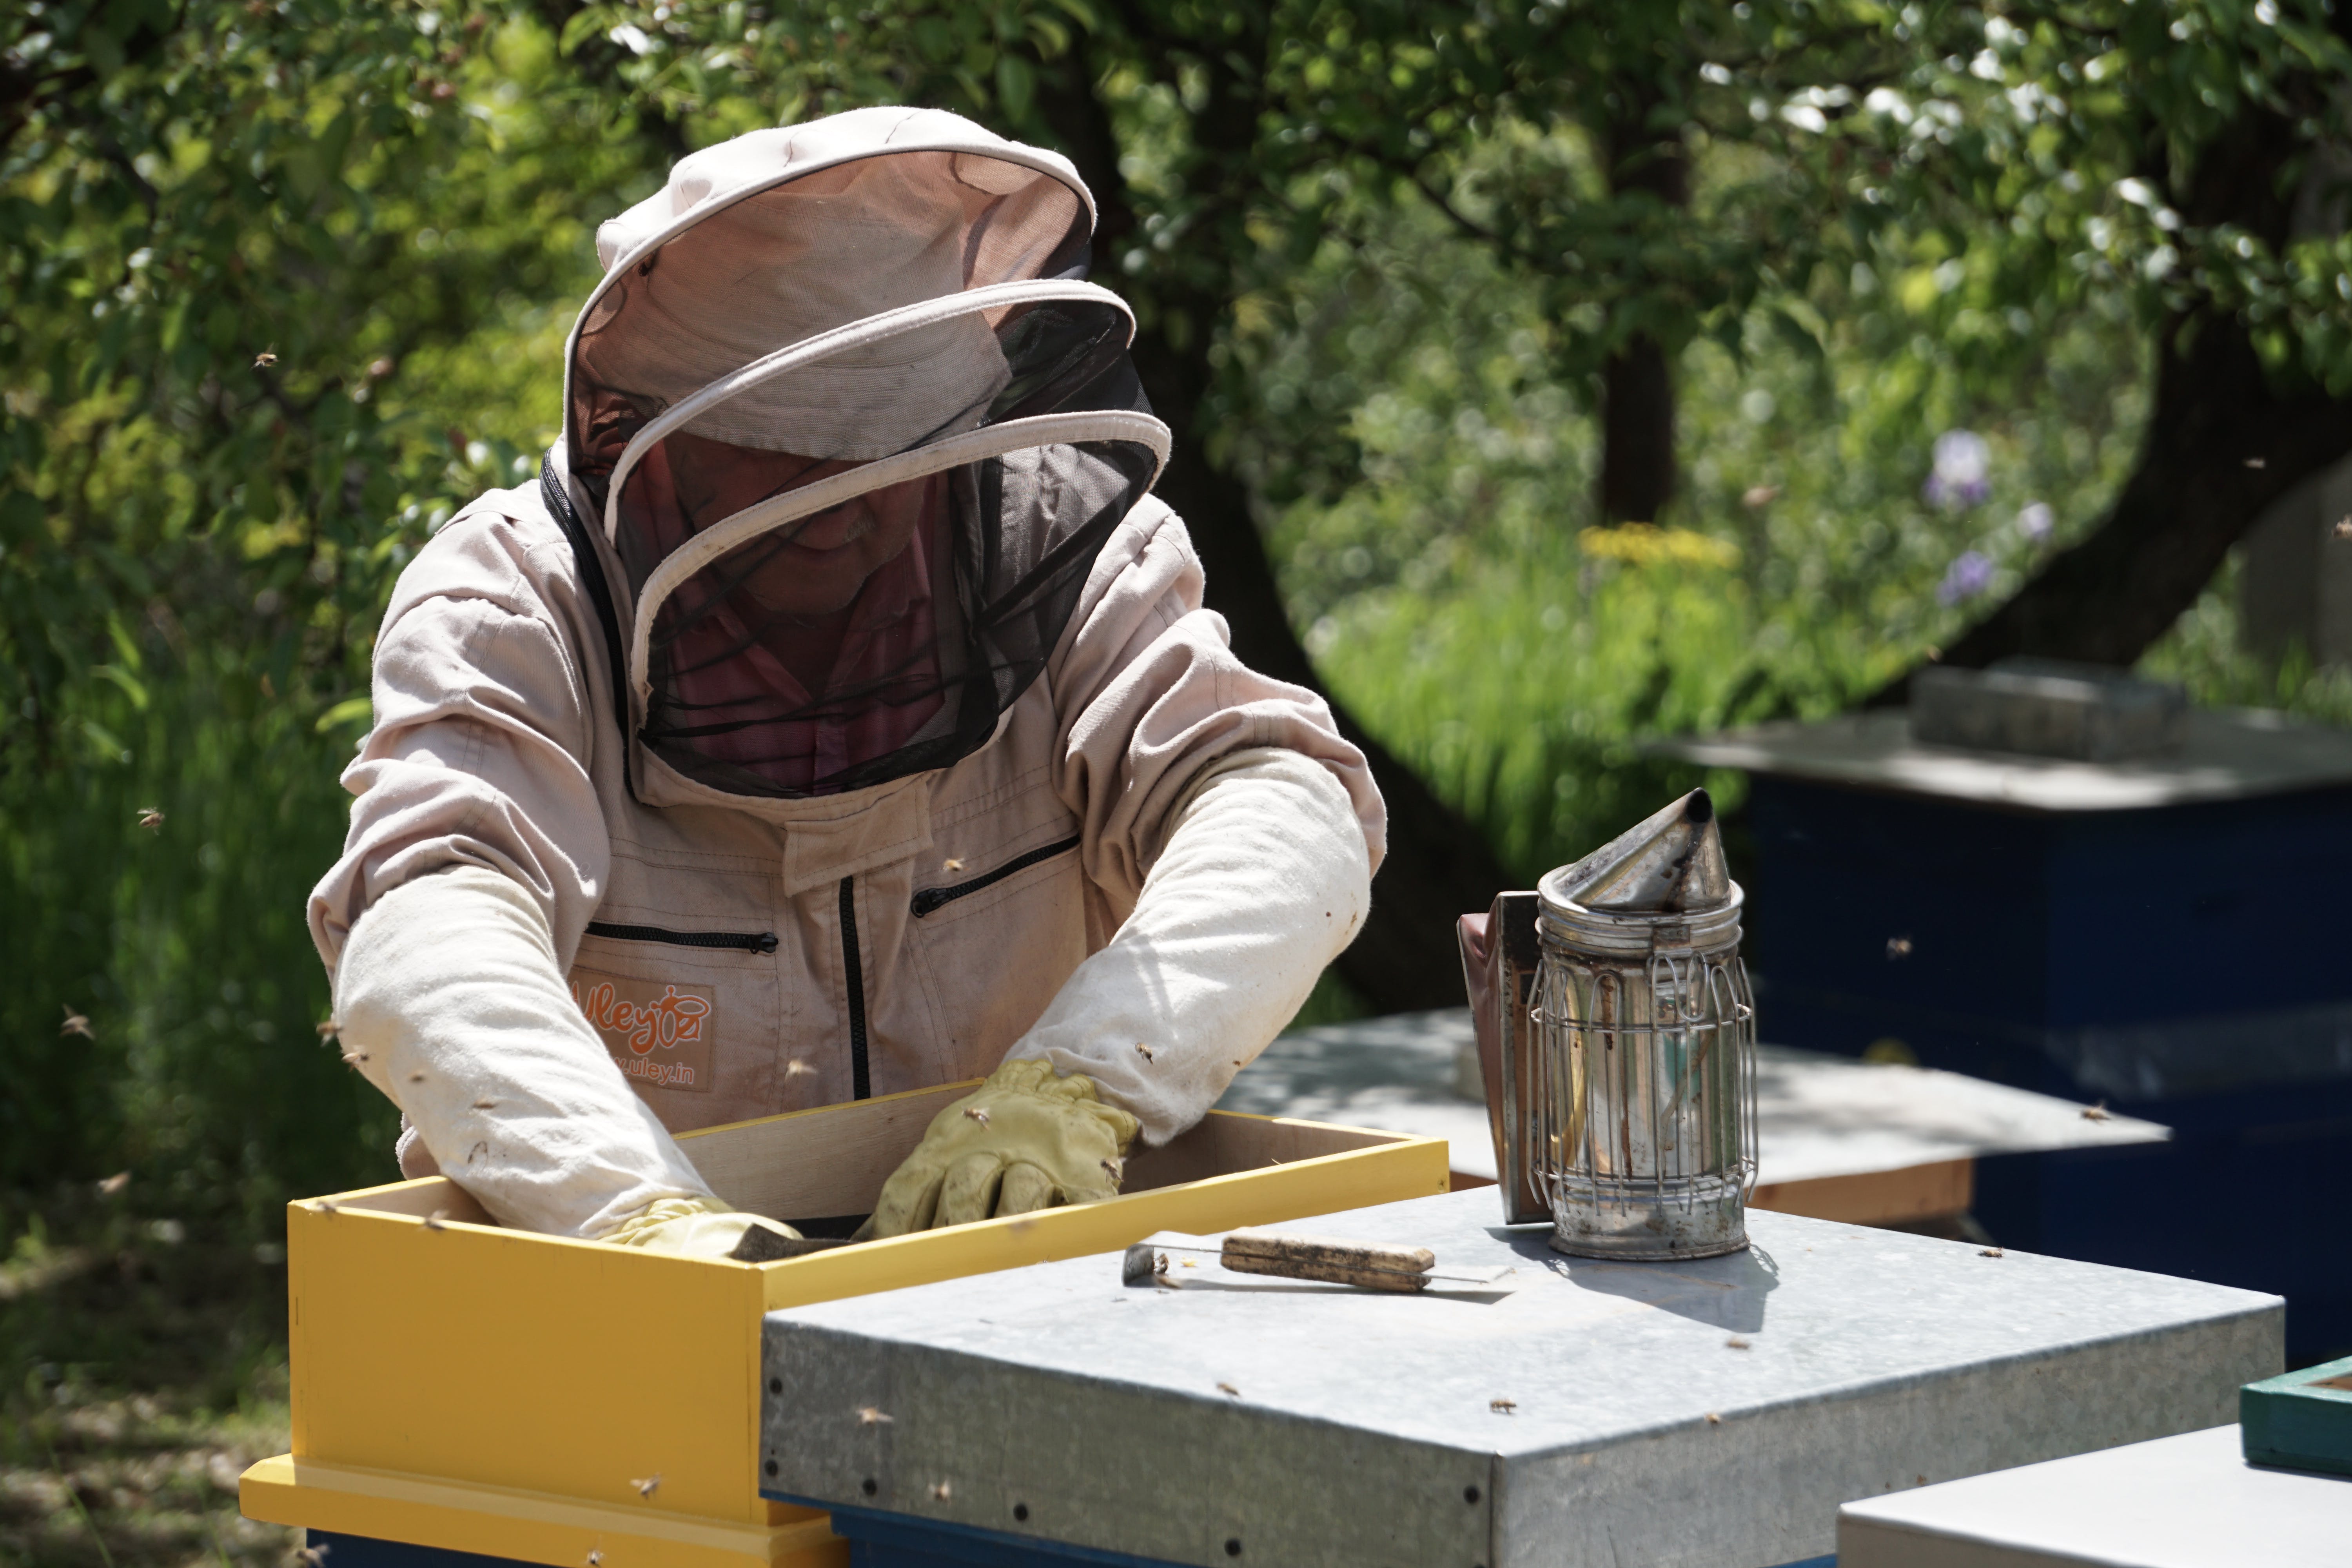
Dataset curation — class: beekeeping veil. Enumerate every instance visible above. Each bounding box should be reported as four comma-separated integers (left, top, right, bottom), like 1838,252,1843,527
547,108,1169,803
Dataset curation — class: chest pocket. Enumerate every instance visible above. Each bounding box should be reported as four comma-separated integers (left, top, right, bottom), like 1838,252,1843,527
905,829,1089,1075
568,920,783,1133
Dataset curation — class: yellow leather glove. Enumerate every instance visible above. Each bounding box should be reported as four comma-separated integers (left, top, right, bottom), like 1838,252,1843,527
603,1196,804,1260
860,1060,1140,1239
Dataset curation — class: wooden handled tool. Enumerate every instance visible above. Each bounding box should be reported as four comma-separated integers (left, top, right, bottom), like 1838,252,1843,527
1123,1230,1490,1292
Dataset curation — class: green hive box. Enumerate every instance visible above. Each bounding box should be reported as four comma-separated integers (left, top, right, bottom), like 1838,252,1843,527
2242,1353,2352,1476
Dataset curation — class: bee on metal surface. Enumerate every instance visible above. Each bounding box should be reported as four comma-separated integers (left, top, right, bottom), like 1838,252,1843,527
586,1552,602,1566
2081,1100,2111,1122
339,1049,370,1068
1489,1398,1517,1415
254,350,279,369
314,1198,340,1215
941,858,966,873
1216,1382,1240,1398
931,1481,953,1501
1705,1412,1722,1426
1725,1336,1752,1350
409,1071,427,1083
472,1098,496,1110
784,1059,817,1079
136,808,164,832
60,1006,93,1040
96,1172,131,1196
856,1406,893,1425
632,1474,661,1499
422,1210,450,1231
962,1107,990,1126
1133,1042,1154,1063
1979,1247,2005,1259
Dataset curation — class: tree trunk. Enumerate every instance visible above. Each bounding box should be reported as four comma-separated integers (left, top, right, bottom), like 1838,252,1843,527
1036,42,1514,1012
1594,87,1689,524
1868,312,2352,699
1600,336,1677,522
1871,55,2352,700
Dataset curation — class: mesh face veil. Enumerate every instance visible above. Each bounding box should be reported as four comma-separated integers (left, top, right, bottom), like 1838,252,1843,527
553,116,1170,801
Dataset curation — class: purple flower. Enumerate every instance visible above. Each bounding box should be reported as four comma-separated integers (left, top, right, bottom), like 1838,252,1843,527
1924,429,1992,508
2017,501,2053,543
1936,550,1995,606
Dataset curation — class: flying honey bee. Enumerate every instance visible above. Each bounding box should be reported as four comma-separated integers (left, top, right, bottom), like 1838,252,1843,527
97,1172,130,1196
856,1406,893,1425
1100,1156,1124,1181
409,1071,427,1083
941,857,966,873
339,1049,370,1067
1705,1412,1722,1426
316,1018,341,1040
1216,1382,1241,1398
254,350,278,369
1133,1042,1154,1062
784,1059,817,1078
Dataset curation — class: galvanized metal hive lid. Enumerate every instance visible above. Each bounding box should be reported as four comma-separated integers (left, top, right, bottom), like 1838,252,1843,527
1542,787,1733,914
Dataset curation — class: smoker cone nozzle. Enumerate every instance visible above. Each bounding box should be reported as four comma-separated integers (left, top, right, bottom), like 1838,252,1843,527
1548,788,1731,914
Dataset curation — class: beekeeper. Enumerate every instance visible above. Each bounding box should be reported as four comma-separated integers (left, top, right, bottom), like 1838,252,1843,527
308,108,1384,1258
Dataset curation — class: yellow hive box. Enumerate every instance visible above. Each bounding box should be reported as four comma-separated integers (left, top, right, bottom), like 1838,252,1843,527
240,1082,1448,1568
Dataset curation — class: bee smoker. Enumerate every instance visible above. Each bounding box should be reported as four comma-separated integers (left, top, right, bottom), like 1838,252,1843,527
1459,789,1757,1259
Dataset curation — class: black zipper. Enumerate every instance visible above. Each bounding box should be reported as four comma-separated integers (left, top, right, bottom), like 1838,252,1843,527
839,877,870,1100
584,920,779,955
910,835,1082,917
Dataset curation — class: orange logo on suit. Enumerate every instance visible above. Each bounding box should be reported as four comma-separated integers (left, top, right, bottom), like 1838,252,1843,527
570,975,717,1093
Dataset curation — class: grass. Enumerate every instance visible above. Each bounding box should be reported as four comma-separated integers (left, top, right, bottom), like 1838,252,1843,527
0,1191,296,1568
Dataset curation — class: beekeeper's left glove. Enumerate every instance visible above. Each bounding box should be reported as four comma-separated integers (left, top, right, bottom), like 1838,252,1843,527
858,1059,1140,1239
605,1196,805,1260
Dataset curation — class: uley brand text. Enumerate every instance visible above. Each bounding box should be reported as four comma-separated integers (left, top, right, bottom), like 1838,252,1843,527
570,978,713,1090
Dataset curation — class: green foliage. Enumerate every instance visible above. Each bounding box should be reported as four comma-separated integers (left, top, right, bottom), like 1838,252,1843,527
4,0,2349,1245
0,1,648,1205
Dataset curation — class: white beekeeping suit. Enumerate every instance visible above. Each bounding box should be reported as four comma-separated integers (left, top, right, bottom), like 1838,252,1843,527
314,108,1383,1251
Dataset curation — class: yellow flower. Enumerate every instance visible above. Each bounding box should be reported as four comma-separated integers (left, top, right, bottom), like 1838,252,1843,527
1577,523,1740,569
